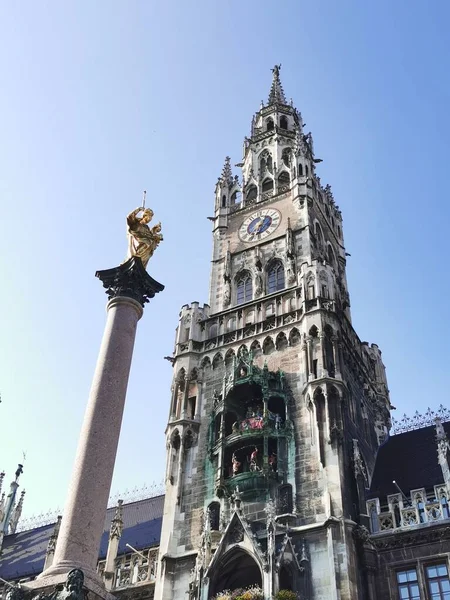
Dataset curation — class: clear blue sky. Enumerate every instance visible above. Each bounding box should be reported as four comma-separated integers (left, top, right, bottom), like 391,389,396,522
1,0,449,520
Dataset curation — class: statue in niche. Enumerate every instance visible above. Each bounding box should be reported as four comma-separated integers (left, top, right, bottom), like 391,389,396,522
126,203,163,269
232,453,241,475
223,279,231,308
269,452,277,472
249,447,260,471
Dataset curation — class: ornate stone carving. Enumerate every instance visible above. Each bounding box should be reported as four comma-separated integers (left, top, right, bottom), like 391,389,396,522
96,256,164,307
391,405,450,434
7,569,86,600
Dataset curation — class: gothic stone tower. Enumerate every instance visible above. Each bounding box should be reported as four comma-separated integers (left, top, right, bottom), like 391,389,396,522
155,66,391,600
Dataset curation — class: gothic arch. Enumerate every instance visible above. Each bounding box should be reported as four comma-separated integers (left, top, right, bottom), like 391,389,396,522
208,548,262,597
189,367,199,381
237,345,248,360
235,270,253,305
259,149,273,174
263,336,275,355
309,324,319,338
276,332,288,351
176,367,186,384
170,428,181,450
266,117,274,131
225,349,235,369
245,184,257,205
280,115,288,130
281,147,291,167
262,177,274,193
208,502,220,531
289,327,301,346
327,243,336,268
267,259,285,294
250,339,262,357
315,221,324,246
200,356,211,370
212,353,223,370
278,170,290,187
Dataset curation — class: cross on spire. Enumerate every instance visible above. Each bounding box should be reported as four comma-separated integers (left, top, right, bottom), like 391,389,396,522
268,64,287,105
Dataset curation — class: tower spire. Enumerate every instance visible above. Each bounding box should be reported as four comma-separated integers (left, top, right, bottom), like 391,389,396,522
268,64,287,105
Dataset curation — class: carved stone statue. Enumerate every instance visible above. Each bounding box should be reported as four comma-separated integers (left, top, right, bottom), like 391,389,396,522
126,207,163,269
6,569,86,600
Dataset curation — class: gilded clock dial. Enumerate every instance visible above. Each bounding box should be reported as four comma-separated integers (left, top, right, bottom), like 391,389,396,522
239,208,281,242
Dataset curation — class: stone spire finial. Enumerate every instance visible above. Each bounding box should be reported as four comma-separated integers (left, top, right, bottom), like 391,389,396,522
268,64,287,105
221,156,233,186
44,515,62,571
9,489,25,534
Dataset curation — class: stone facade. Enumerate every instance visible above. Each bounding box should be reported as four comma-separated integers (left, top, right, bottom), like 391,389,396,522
155,67,392,600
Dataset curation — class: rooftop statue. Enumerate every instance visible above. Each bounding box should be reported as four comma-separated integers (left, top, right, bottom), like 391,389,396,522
126,197,163,269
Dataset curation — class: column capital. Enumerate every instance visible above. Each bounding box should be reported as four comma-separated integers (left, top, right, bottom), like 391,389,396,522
96,257,164,308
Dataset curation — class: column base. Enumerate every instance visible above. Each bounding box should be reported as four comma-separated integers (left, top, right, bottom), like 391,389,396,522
25,566,115,600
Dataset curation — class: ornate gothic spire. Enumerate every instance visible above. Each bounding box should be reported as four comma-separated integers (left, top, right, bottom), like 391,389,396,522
268,64,287,105
220,156,233,186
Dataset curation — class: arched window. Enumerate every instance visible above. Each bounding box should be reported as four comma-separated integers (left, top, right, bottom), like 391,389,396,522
221,195,226,208
260,152,273,174
282,148,291,167
208,502,220,531
278,171,290,187
231,191,241,206
327,245,335,268
262,178,274,193
298,163,303,177
266,118,274,131
268,262,285,293
280,115,288,130
305,164,309,175
237,272,252,304
245,185,257,204
315,222,323,247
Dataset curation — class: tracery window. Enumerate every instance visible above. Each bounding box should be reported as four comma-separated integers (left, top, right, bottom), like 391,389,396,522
280,115,288,129
266,118,274,131
237,273,252,304
268,262,285,294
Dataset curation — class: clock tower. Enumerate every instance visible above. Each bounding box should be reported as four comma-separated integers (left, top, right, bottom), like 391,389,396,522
155,66,391,600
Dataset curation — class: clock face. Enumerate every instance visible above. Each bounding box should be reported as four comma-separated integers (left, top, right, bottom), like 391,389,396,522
239,208,281,243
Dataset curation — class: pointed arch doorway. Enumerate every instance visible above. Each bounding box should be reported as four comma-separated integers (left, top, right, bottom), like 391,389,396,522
208,548,262,598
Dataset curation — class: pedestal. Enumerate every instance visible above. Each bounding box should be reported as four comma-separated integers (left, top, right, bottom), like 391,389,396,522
25,258,163,600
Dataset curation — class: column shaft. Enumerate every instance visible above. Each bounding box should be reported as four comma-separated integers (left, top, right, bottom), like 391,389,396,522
46,296,143,579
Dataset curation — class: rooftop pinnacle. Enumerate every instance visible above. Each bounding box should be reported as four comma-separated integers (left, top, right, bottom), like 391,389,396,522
268,64,287,105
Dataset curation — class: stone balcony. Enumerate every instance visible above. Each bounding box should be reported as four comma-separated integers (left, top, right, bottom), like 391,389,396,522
367,484,450,534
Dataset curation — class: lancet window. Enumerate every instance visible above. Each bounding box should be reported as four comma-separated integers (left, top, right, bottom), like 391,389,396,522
236,272,252,304
268,261,285,294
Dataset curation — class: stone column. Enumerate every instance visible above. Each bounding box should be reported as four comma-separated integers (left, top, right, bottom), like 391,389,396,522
30,257,163,599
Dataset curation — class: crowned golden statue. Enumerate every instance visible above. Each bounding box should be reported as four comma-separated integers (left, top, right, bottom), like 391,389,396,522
126,202,163,269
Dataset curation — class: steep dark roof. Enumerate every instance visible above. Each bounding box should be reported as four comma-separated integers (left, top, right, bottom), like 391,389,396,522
368,422,450,500
0,495,164,582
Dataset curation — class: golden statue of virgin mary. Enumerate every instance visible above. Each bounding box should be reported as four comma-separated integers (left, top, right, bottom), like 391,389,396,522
126,206,163,269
